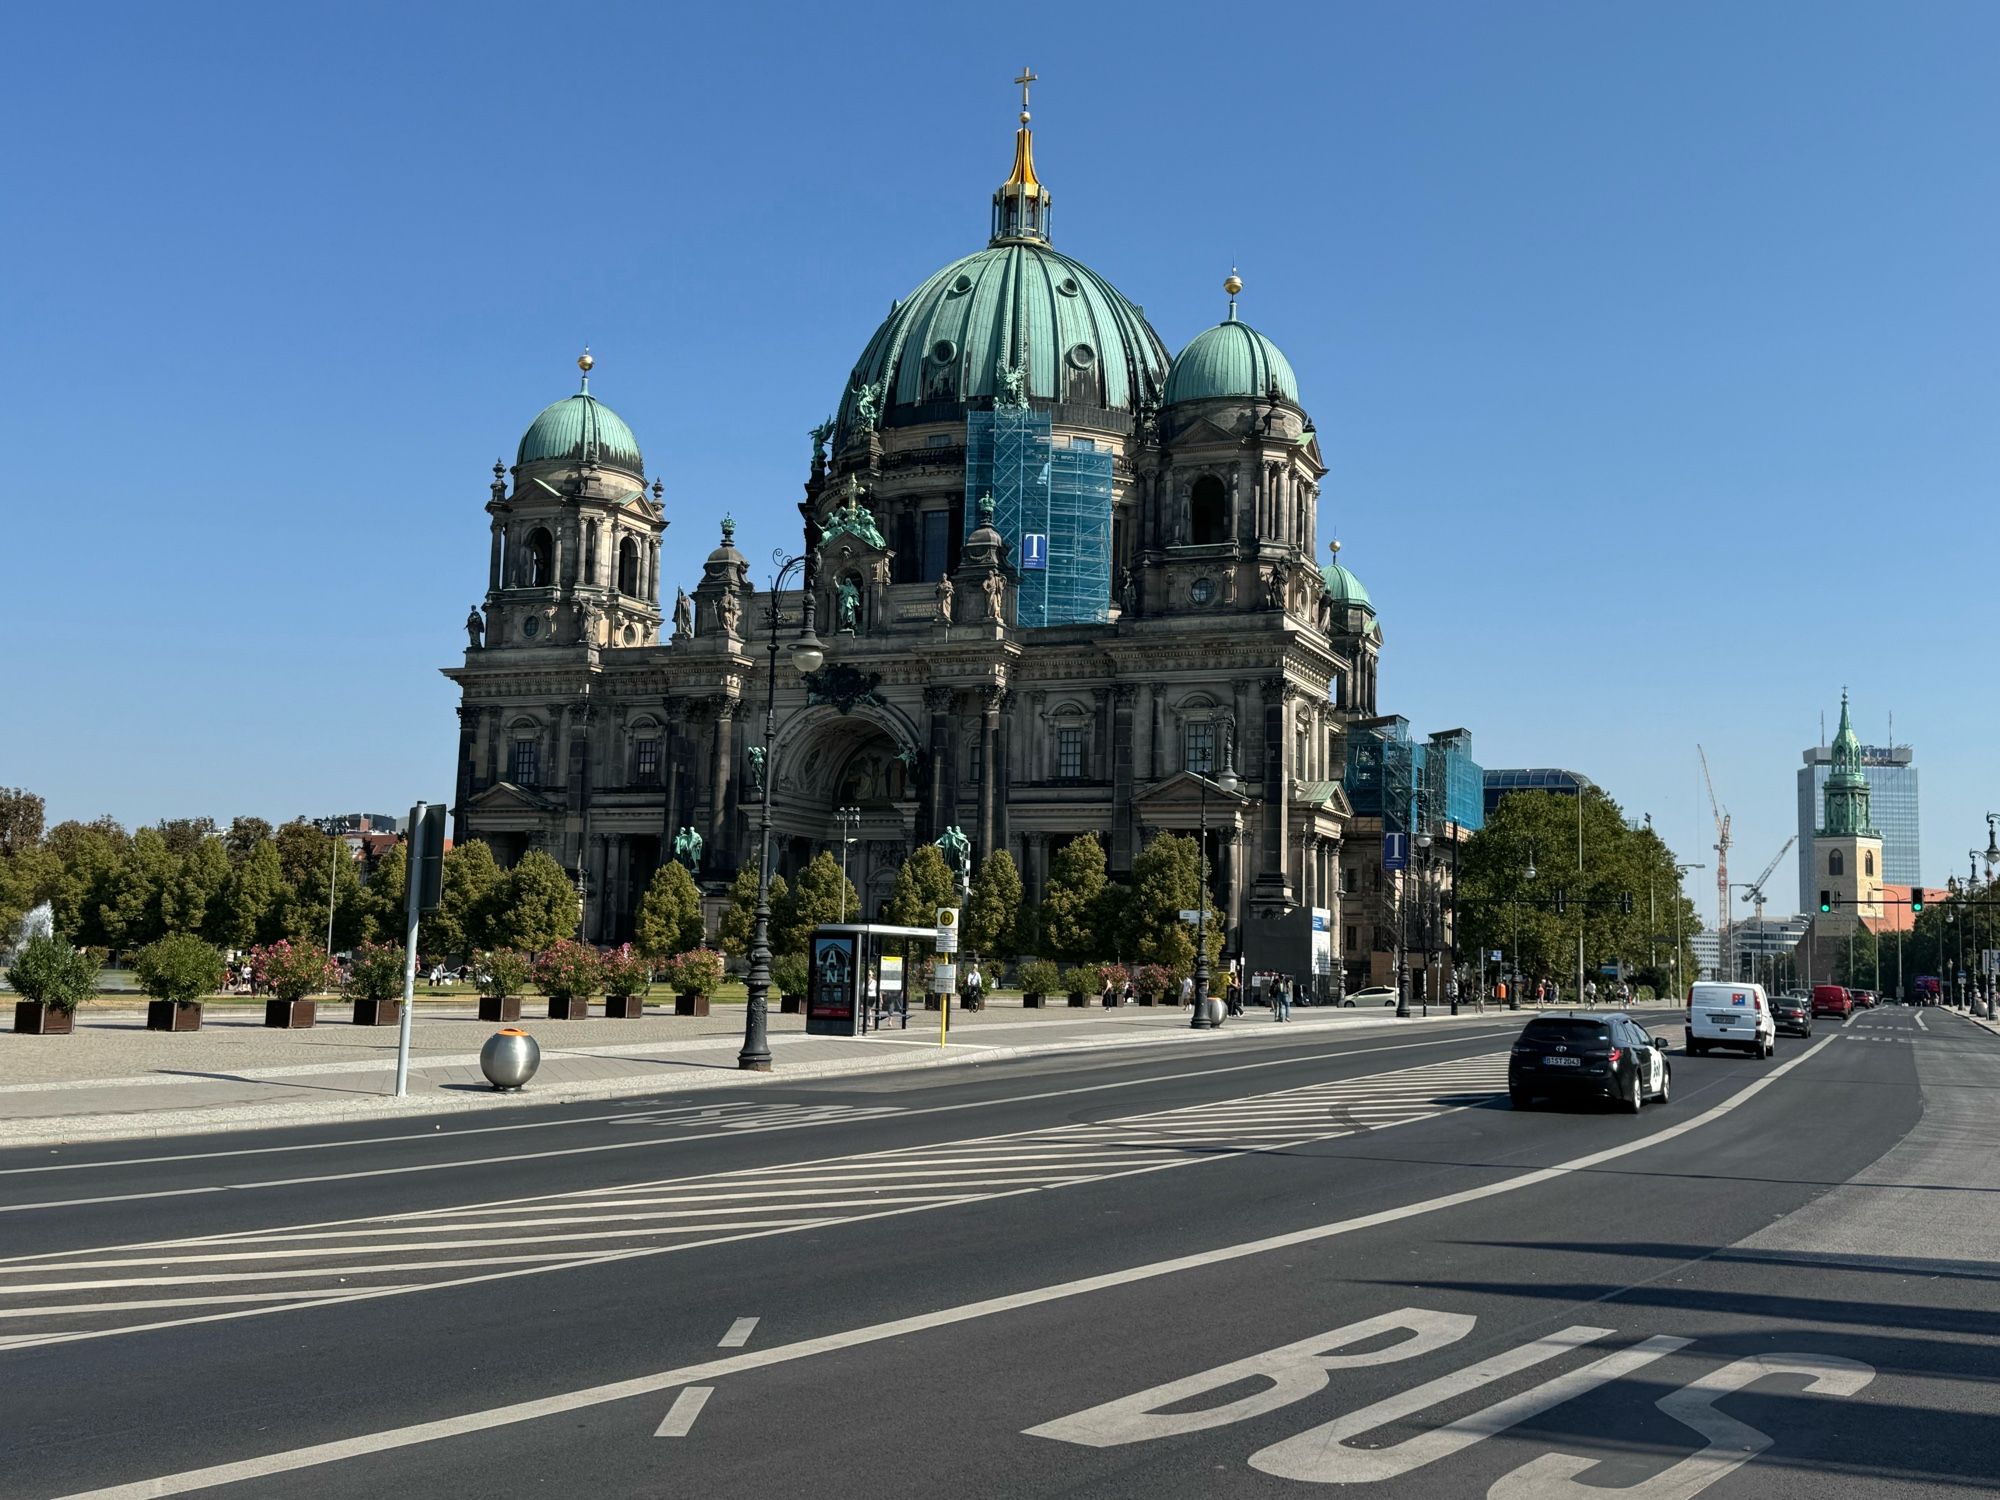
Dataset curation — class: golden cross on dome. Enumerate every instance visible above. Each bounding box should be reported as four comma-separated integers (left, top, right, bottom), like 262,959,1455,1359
1014,66,1037,120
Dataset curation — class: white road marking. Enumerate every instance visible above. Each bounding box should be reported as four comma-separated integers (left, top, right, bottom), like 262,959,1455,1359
0,1028,1520,1206
1914,1012,1927,1031
718,1317,758,1348
1486,1353,1873,1498
652,1386,712,1437
41,1035,1835,1500
1250,1331,1689,1482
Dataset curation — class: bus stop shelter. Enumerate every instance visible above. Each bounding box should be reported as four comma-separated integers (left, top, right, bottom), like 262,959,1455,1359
805,923,948,1037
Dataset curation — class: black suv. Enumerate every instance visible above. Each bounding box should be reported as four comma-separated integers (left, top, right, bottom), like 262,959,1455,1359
1509,1014,1671,1113
1770,994,1813,1037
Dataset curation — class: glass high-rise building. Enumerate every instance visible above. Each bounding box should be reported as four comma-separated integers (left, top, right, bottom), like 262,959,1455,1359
1797,742,1919,900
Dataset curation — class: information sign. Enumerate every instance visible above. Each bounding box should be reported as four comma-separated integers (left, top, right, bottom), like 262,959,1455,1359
1021,533,1049,571
935,907,960,953
1382,832,1409,872
880,955,903,994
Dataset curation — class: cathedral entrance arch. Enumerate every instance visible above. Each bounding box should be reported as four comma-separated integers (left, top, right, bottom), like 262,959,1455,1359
769,703,923,918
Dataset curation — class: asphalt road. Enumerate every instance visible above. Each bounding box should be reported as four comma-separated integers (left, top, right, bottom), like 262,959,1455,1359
4,1003,1996,1499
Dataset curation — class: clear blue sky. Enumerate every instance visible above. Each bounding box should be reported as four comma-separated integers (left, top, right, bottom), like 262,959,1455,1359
6,1,1994,914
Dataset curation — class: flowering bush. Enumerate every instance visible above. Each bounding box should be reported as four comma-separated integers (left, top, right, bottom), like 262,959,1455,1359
599,944,651,999
250,940,331,1004
533,940,603,1002
345,942,406,1003
474,948,532,999
658,947,726,997
1096,962,1130,994
1134,964,1174,1003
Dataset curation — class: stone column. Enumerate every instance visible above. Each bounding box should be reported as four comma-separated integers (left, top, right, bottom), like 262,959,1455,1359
925,686,953,839
993,688,1012,858
1111,683,1136,870
1253,676,1293,910
488,520,504,592
978,687,1002,870
705,699,736,879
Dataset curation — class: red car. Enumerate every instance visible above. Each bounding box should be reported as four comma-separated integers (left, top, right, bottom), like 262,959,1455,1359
1811,985,1854,1019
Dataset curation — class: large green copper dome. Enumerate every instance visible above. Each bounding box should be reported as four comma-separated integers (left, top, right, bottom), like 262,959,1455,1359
516,391,643,475
1320,559,1373,613
836,241,1169,442
1165,317,1300,406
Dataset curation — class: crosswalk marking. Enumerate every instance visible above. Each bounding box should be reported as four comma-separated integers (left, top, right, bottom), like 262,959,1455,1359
0,1051,1512,1351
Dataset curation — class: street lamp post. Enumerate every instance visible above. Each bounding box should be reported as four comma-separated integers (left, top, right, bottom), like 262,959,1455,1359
739,546,826,1072
1188,740,1239,1031
1414,830,1435,1017
1672,862,1703,1002
1512,842,1536,1010
836,804,861,922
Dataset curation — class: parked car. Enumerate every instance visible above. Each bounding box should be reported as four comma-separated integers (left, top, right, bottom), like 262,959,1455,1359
1346,986,1399,1007
1769,994,1813,1038
1685,980,1776,1057
1509,1013,1672,1113
1852,990,1877,1009
1811,984,1855,1020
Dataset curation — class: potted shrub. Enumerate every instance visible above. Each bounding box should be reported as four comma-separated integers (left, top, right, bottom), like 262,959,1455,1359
345,941,406,1026
660,946,725,1016
251,939,330,1029
600,944,650,1019
1135,963,1172,1007
1097,962,1130,1006
772,952,808,1015
475,948,531,1023
535,939,602,1020
1016,958,1060,1009
135,932,224,1031
8,933,99,1035
1061,965,1095,1007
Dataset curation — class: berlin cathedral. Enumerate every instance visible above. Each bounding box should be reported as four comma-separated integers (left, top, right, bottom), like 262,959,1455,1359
444,78,1393,980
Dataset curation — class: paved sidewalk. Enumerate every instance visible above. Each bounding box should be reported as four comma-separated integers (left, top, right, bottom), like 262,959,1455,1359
0,997,1575,1146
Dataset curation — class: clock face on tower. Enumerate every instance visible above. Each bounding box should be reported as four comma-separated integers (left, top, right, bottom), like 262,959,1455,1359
1190,576,1215,606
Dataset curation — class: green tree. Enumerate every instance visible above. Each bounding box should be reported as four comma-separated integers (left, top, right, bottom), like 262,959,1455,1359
0,788,46,857
965,849,1024,959
1038,835,1108,963
100,826,177,953
155,817,219,859
1123,833,1221,975
217,839,287,949
0,842,61,946
496,849,579,952
363,841,409,944
164,836,230,940
635,860,706,960
719,864,787,957
886,844,959,930
427,840,503,962
271,819,366,948
775,850,858,957
42,817,130,948
223,816,274,862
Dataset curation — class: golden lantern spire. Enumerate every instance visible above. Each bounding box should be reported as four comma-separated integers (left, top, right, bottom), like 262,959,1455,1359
578,346,594,392
992,67,1051,244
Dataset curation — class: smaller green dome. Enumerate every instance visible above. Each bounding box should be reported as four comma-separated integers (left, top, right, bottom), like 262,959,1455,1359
516,391,643,474
1164,318,1300,405
1320,559,1373,613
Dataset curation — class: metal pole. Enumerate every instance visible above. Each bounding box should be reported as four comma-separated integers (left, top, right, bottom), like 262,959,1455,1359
323,819,341,969
1576,784,1586,1002
1191,773,1213,1029
740,603,782,1073
394,801,424,1098
1449,819,1460,1015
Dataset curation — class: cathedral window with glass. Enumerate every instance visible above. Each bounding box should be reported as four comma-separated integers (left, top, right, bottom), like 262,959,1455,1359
1057,726,1084,780
509,738,540,786
635,738,660,786
1185,720,1215,776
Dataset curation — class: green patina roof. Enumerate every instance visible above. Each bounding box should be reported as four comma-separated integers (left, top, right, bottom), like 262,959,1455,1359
517,391,644,474
837,242,1169,442
1320,560,1373,613
1164,317,1300,406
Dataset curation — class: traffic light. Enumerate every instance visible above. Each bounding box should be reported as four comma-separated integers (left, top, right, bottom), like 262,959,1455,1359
1910,889,1925,914
1820,891,1832,913
1619,892,1634,915
1553,888,1567,915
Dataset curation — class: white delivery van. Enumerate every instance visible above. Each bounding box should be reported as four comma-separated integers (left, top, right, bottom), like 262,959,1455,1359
1685,981,1774,1058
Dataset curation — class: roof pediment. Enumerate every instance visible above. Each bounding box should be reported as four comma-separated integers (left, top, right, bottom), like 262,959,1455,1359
1135,770,1252,807
465,781,560,814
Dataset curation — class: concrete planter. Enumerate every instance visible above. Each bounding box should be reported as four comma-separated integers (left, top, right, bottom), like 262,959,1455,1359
779,992,804,1015
263,998,317,1029
477,995,522,1023
1023,993,1044,1008
1136,995,1157,1006
146,1000,203,1032
1066,991,1088,1008
546,995,590,1021
602,994,645,1019
13,1001,74,1035
673,992,710,1017
351,997,401,1027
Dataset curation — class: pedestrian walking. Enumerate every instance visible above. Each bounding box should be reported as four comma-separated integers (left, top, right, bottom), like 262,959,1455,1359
1273,976,1292,1022
865,967,880,1024
1180,973,1195,1007
966,961,983,1011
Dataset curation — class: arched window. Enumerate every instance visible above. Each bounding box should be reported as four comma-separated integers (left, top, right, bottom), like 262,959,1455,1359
618,536,639,595
526,528,553,588
1865,850,1875,877
1829,849,1844,877
1190,476,1227,545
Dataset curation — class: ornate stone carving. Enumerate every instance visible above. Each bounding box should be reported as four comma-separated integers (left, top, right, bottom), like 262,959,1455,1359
803,662,886,714
925,684,955,714
464,605,484,648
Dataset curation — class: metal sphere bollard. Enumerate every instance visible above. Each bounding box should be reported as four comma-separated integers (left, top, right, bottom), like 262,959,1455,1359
480,1027,540,1091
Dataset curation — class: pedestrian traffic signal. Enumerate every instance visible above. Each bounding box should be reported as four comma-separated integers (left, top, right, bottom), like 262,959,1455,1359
1553,888,1567,915
1820,891,1832,913
1910,890,1924,913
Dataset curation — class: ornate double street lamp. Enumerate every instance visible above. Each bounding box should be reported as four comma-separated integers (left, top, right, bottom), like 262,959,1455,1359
739,545,826,1072
1415,830,1435,1017
837,804,861,922
1188,745,1240,1031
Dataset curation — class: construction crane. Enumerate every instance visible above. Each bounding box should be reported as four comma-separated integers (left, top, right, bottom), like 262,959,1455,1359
1738,834,1799,923
1698,746,1731,978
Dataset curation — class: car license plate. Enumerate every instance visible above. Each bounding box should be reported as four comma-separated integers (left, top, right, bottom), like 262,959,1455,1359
1542,1056,1581,1067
